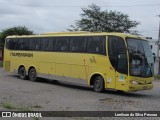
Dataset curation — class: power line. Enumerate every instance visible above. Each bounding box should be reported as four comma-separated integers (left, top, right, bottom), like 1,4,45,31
139,30,159,32
101,4,160,7
0,2,160,8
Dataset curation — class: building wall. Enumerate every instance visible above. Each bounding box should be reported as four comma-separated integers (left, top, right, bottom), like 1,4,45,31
147,39,159,74
148,39,158,56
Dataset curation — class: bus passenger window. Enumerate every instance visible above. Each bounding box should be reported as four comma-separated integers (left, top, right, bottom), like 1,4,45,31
55,38,69,52
41,38,55,51
6,39,19,50
48,38,55,51
29,38,40,51
108,36,128,74
70,37,86,52
18,39,24,50
18,39,29,50
87,36,106,55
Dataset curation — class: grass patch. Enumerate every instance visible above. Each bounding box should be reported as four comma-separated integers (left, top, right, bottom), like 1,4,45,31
1,102,15,110
33,118,40,120
1,102,32,111
154,75,160,79
0,61,3,67
1,102,42,112
1,102,41,120
32,105,43,108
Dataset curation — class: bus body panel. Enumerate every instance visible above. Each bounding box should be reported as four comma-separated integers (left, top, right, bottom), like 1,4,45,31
115,72,128,91
5,48,148,92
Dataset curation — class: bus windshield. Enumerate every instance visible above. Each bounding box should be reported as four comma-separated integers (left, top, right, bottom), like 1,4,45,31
127,38,154,77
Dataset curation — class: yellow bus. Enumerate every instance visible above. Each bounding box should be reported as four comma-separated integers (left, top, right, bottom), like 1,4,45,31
4,32,154,92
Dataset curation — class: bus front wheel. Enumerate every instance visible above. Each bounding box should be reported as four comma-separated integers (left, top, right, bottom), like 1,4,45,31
93,76,105,93
19,67,27,80
29,68,38,82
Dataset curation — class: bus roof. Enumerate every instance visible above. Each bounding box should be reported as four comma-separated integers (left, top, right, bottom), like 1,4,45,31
6,31,143,40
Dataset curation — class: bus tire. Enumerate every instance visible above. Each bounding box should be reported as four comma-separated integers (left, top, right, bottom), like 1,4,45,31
19,67,27,80
93,76,105,92
29,68,38,82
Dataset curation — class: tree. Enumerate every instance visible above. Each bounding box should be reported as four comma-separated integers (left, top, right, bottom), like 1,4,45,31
0,32,2,46
68,4,140,34
0,32,2,38
1,26,34,45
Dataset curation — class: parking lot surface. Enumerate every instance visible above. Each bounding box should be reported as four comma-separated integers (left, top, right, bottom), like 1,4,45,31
0,68,160,120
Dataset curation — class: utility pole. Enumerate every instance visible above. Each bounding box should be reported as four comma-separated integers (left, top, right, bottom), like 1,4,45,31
155,15,160,75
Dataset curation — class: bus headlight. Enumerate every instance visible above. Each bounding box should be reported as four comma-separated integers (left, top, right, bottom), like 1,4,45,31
130,80,139,85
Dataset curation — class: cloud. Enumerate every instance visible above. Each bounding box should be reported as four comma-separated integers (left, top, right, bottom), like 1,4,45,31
0,0,159,39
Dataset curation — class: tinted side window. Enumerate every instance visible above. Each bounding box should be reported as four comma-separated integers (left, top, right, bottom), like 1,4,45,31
55,37,69,52
108,36,125,68
70,37,86,52
108,37,126,57
108,36,128,74
29,38,40,50
6,38,19,50
46,38,56,51
17,38,29,50
40,37,55,51
87,36,106,55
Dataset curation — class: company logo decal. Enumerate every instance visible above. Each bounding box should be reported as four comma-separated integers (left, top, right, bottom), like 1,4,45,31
10,53,33,57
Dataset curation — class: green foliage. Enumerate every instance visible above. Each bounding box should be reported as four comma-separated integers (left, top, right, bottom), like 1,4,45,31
69,4,140,34
154,75,160,80
33,118,40,120
0,32,2,38
1,26,34,44
1,102,16,110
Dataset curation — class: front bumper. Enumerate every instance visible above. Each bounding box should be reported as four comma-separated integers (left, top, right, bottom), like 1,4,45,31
128,83,153,92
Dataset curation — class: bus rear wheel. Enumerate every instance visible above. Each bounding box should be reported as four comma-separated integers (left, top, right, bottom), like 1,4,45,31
19,67,27,80
93,76,105,93
29,68,38,82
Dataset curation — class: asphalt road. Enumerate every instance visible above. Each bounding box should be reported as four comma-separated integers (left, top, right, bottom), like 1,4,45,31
0,67,160,120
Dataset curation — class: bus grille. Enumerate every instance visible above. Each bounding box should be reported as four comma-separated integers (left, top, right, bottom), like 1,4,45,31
5,60,10,71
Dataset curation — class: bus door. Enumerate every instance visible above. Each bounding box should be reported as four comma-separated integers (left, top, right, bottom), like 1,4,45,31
116,50,128,91
108,36,128,90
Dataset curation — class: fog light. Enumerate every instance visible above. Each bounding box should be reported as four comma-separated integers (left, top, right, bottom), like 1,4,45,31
130,80,139,85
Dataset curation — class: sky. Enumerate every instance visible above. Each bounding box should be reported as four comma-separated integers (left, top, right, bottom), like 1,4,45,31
0,0,160,39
